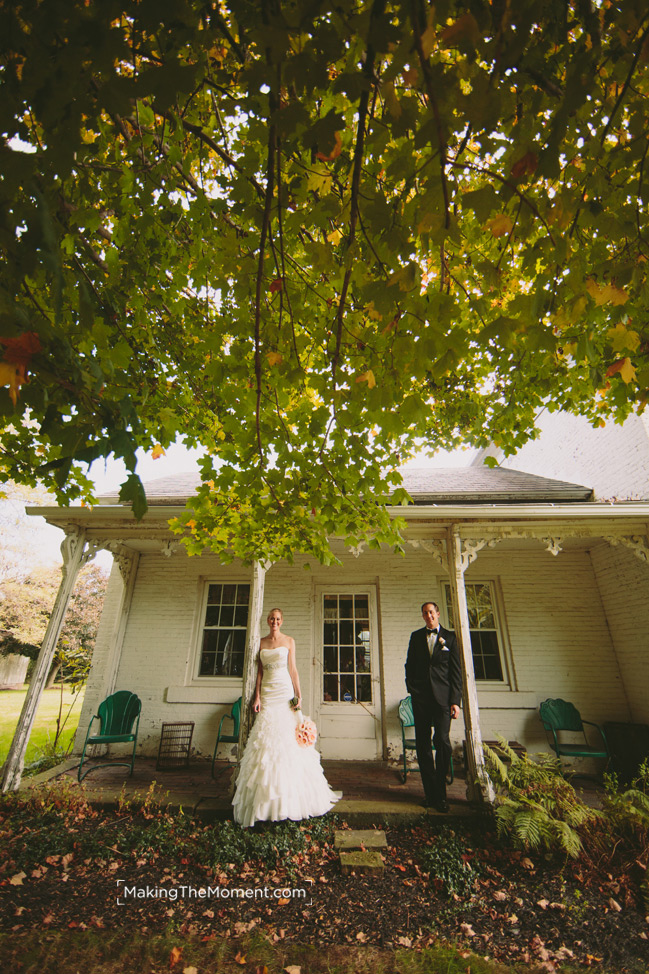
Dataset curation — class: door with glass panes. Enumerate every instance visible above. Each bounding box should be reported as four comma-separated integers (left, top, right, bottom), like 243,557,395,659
315,587,382,759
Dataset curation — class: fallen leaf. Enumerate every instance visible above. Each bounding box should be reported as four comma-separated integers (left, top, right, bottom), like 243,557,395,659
356,932,368,942
170,946,183,967
397,936,413,947
42,913,55,925
460,922,476,937
608,897,622,912
520,857,535,870
9,872,26,886
183,968,198,974
493,890,507,901
234,952,247,965
537,898,549,910
284,967,301,974
276,897,290,906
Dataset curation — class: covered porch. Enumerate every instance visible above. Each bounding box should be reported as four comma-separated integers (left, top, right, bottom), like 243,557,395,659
18,753,607,823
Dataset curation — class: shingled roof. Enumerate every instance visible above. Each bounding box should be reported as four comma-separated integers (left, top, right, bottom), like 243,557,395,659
99,466,593,506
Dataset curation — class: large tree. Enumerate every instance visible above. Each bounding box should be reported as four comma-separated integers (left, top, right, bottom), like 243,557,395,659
1,0,648,563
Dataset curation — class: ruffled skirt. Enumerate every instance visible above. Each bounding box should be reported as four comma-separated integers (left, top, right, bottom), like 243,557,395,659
232,667,340,827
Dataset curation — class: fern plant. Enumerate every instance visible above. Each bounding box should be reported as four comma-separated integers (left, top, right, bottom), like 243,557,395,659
483,737,596,858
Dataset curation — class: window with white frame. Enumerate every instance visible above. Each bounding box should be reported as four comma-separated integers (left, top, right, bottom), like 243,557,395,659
197,582,250,677
443,581,505,682
322,593,373,703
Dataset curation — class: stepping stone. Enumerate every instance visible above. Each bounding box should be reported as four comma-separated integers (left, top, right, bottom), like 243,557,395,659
339,850,385,877
334,829,388,850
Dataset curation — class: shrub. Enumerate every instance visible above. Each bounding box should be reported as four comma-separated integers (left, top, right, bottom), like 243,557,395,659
483,737,595,857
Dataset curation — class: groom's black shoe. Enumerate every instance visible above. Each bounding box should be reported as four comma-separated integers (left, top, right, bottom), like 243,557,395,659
434,799,450,813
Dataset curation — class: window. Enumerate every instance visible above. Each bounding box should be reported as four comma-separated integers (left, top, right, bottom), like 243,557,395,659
443,582,504,682
322,593,373,703
197,583,250,677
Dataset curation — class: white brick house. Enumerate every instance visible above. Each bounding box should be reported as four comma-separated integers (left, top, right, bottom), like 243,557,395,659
9,463,646,788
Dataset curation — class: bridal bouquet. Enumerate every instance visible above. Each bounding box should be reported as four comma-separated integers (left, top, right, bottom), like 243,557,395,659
295,717,317,748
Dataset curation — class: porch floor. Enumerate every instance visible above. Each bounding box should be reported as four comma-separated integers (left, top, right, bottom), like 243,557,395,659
21,755,606,824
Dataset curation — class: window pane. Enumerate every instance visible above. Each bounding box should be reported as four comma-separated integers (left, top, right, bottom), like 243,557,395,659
323,645,338,673
324,622,337,644
339,620,354,645
340,648,354,672
339,596,354,618
322,593,373,702
474,584,495,628
354,595,369,617
466,584,478,628
198,582,250,678
445,589,455,630
444,583,503,683
356,675,372,702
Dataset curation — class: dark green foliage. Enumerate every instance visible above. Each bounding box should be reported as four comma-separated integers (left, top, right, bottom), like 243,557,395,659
416,825,483,899
483,738,594,857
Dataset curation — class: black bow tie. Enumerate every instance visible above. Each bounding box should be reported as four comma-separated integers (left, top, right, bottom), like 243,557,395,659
426,628,438,635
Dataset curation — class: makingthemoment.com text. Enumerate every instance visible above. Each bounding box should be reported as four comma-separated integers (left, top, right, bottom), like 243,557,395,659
117,882,310,903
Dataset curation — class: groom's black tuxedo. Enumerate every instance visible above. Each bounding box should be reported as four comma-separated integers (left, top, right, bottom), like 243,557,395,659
405,624,462,804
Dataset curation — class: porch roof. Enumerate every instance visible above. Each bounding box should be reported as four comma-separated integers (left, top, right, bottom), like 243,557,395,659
95,466,593,506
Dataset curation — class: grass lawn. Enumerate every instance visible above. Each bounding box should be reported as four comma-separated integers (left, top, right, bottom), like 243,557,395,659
0,685,85,767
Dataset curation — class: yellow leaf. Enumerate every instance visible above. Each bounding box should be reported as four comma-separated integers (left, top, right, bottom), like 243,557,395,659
606,356,637,384
169,946,183,967
586,278,628,306
0,361,24,406
186,519,197,530
307,167,332,195
620,357,636,383
365,302,383,321
266,352,283,366
151,444,165,459
485,214,513,238
607,322,640,353
234,952,247,966
284,967,301,974
356,370,376,389
327,229,343,245
9,872,26,886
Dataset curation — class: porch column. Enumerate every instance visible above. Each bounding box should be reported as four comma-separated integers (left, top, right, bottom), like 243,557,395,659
446,525,495,805
239,560,268,752
1,527,94,793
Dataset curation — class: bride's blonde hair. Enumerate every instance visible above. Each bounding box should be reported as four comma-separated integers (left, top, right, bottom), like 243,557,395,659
267,607,283,621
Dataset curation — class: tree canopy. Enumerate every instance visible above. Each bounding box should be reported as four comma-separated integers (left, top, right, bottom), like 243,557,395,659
1,0,648,562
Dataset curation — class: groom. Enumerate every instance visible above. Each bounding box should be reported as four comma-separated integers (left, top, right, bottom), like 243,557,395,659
405,601,462,812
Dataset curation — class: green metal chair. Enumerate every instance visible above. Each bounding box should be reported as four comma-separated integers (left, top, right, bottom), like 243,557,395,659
78,690,141,782
398,695,454,785
211,697,242,777
539,698,610,768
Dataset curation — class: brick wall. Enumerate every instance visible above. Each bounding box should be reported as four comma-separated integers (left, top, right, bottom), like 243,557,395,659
485,410,649,501
590,541,649,724
81,539,633,771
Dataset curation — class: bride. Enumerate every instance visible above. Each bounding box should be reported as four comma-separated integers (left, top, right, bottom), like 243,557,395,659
232,607,340,827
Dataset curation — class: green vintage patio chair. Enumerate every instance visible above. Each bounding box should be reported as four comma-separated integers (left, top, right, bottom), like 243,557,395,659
211,696,242,777
539,698,610,769
398,695,454,785
78,690,141,782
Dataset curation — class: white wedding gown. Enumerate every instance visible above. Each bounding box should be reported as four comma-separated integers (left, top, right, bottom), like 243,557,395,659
232,646,340,827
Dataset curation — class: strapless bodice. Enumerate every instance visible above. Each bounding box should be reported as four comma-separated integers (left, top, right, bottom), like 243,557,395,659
260,646,289,670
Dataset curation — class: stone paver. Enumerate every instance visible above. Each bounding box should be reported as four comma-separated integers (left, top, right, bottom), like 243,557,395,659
339,849,385,876
334,829,388,850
